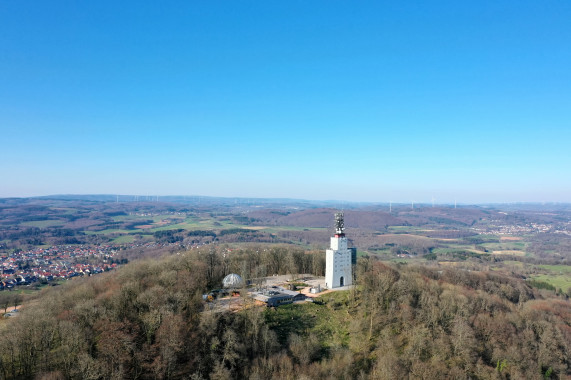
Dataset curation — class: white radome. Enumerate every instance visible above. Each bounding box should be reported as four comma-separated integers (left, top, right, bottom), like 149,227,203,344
222,273,244,288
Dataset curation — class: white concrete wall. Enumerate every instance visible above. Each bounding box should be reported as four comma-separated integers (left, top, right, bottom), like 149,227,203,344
325,248,334,288
330,236,347,251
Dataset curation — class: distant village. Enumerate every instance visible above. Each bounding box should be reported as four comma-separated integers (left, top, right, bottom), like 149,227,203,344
473,222,556,235
0,245,120,290
0,240,212,291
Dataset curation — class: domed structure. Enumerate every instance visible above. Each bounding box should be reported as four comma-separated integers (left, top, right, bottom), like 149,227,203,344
222,273,244,288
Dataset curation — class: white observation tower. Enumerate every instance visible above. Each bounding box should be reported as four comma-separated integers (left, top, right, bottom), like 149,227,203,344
325,212,353,289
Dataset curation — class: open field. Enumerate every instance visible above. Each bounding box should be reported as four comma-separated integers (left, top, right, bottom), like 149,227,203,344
148,219,233,232
502,260,525,268
387,226,424,232
532,274,571,291
20,220,65,228
438,261,462,266
85,228,132,235
492,250,526,256
530,264,571,291
538,264,571,274
481,241,526,250
112,235,136,244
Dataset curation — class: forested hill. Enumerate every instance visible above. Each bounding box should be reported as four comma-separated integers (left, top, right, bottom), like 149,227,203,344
0,245,569,379
248,208,404,229
246,206,516,229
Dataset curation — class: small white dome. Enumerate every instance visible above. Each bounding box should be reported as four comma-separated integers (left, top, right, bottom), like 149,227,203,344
222,273,244,288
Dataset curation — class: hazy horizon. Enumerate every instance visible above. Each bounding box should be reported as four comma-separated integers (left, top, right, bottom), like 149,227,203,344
2,1,570,203
4,193,571,207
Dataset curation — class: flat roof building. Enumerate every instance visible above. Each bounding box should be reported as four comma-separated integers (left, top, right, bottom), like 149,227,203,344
250,286,306,307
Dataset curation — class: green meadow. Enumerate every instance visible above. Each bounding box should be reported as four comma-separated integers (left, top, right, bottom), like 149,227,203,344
20,220,65,228
532,274,571,292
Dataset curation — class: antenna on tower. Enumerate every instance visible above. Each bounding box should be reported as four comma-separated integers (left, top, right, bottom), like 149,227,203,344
432,196,435,208
389,201,392,213
454,198,457,209
411,201,414,210
334,212,345,237
116,195,119,203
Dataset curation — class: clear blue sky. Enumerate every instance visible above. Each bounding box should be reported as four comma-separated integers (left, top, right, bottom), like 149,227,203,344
1,1,570,203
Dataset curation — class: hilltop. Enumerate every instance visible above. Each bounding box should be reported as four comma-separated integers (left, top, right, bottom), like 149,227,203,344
0,244,569,379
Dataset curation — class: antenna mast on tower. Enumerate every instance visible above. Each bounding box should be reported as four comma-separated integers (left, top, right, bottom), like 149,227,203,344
334,212,345,237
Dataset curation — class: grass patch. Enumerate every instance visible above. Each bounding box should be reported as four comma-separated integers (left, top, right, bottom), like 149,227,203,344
112,235,136,244
537,265,571,274
470,234,501,242
8,279,68,294
84,229,131,235
264,290,354,349
531,265,571,291
502,260,525,268
390,258,410,263
20,220,65,228
492,250,525,256
482,242,525,251
387,226,422,232
531,274,571,292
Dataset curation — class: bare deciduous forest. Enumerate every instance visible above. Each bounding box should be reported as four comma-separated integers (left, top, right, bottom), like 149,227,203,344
0,245,569,379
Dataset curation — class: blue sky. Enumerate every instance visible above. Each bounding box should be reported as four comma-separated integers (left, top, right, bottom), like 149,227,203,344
1,1,570,203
